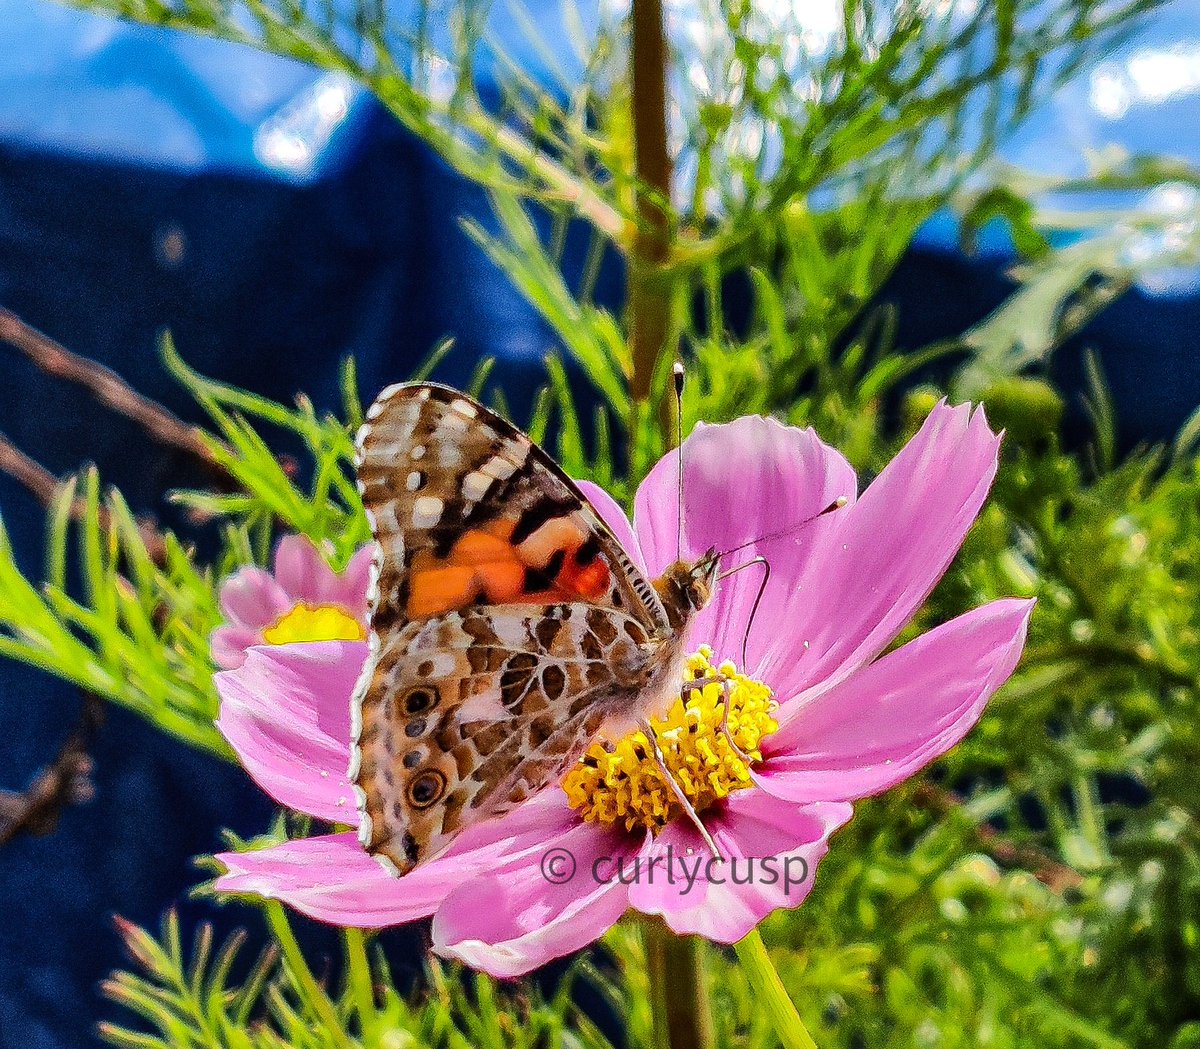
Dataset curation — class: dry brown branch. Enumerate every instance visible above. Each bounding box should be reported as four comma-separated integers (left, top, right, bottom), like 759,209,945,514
0,308,226,479
0,692,104,846
0,427,57,506
916,782,1083,893
0,431,168,563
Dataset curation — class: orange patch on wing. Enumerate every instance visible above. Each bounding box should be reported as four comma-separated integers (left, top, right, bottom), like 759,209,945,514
515,517,611,601
481,561,529,602
405,516,613,618
558,556,610,600
407,563,479,619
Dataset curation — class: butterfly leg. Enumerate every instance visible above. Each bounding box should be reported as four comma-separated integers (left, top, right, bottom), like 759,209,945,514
680,674,722,695
682,674,755,768
640,720,725,862
715,675,756,768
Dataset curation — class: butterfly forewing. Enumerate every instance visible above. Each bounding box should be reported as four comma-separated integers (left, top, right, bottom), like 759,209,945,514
351,383,670,873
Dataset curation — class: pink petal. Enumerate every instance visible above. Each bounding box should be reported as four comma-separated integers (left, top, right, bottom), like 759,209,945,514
633,416,856,671
217,792,585,928
336,545,375,620
626,791,853,942
432,817,636,978
273,534,345,606
216,833,441,926
218,566,292,630
576,480,646,572
215,641,366,823
763,402,1001,705
210,624,262,670
760,599,1033,802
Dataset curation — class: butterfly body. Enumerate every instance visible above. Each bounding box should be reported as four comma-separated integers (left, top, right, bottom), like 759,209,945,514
351,383,717,875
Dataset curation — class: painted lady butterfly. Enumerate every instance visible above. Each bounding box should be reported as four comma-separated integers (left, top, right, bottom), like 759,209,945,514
350,382,726,875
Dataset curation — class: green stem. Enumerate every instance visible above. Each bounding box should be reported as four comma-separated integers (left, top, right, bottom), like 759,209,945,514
1073,774,1112,862
265,902,353,1049
733,929,818,1049
643,923,715,1049
461,108,625,241
628,0,676,454
344,928,376,1041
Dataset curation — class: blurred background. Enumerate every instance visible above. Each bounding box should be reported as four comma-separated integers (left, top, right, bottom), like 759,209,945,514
3,0,1200,1044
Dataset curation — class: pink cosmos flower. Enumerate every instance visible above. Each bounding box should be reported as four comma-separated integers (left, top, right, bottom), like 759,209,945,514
214,403,1032,978
210,535,374,670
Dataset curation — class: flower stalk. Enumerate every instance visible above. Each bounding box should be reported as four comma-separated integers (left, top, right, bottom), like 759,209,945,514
265,901,353,1049
733,929,818,1049
628,0,676,446
344,927,377,1039
643,923,715,1049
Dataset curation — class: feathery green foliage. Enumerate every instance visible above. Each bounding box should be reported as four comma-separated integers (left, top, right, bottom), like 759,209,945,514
101,911,616,1049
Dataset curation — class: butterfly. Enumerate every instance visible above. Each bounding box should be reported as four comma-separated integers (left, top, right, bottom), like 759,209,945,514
349,382,727,875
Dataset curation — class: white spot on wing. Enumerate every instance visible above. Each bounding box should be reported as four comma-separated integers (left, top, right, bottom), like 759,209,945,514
411,445,427,460
354,785,373,847
426,652,457,676
450,398,479,418
377,504,401,534
462,471,491,502
367,439,417,460
374,851,401,876
457,691,506,722
412,495,444,527
365,552,381,609
491,614,530,648
406,471,424,492
481,455,517,481
351,672,370,738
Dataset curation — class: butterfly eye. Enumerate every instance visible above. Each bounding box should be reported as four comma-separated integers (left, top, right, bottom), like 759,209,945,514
403,686,439,716
407,770,447,809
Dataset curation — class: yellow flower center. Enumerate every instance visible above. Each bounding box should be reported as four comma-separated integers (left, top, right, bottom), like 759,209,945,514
261,603,365,645
563,646,777,833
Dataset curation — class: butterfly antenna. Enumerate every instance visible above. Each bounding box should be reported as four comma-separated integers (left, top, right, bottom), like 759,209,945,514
674,361,685,564
718,495,849,560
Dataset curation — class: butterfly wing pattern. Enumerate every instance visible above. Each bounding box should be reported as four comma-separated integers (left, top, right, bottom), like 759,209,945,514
351,383,679,874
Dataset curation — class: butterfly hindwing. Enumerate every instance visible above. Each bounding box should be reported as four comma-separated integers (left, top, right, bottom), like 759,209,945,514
351,383,668,873
354,603,655,870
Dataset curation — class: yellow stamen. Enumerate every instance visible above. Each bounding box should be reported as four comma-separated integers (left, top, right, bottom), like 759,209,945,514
563,646,776,833
262,603,365,645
